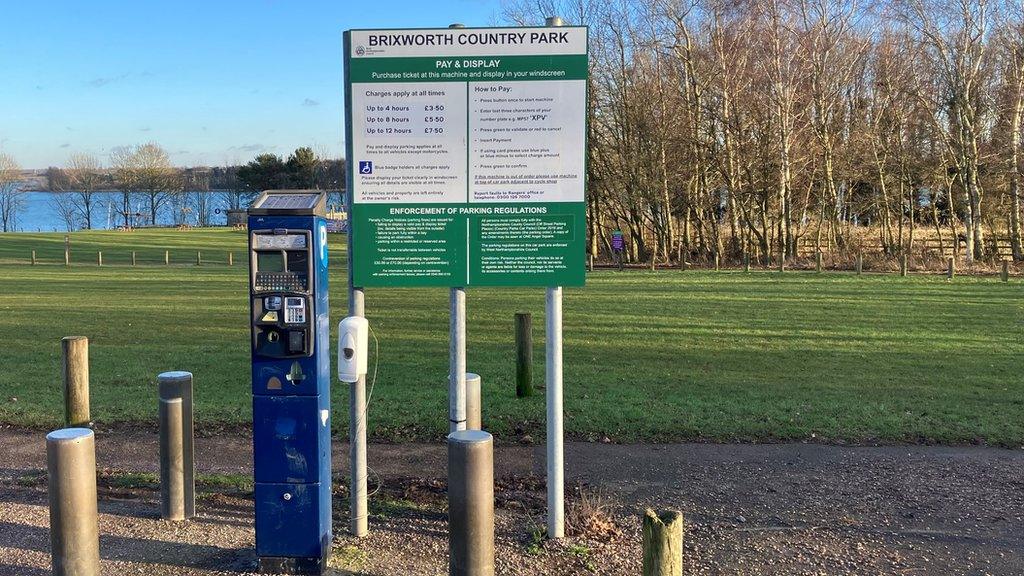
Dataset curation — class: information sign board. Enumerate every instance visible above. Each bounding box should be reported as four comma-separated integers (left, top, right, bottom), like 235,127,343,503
344,26,588,286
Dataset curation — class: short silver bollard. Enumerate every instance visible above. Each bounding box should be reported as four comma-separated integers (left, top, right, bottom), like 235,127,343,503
158,370,195,519
448,429,495,576
47,428,101,576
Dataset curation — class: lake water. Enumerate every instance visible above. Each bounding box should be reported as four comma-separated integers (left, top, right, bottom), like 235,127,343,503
12,191,233,232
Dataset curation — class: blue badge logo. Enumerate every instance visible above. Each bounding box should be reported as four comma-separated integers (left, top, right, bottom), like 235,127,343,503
359,161,373,175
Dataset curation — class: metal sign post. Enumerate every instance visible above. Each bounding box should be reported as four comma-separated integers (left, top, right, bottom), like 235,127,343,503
343,41,370,537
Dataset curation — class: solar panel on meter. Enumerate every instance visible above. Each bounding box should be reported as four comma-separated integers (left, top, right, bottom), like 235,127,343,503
248,190,327,216
257,194,321,210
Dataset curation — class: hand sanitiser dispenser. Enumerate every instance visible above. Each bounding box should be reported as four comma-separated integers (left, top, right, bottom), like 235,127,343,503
337,316,368,383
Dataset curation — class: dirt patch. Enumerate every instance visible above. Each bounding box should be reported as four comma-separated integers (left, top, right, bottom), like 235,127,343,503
1,429,1022,575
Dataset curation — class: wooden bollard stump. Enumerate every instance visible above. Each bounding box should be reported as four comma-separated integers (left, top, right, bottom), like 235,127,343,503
642,509,683,576
165,250,170,265
1002,260,1010,282
62,336,91,428
515,312,533,398
947,257,954,279
228,252,234,266
31,250,36,265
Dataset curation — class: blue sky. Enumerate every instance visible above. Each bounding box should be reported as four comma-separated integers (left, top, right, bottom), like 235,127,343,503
0,0,510,169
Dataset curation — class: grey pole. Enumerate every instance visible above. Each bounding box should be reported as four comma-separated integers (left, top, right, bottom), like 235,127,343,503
158,371,195,518
545,14,566,541
47,428,100,576
345,50,369,534
349,287,369,537
159,397,185,521
466,373,482,431
450,287,467,433
448,430,495,576
545,286,564,538
62,336,91,428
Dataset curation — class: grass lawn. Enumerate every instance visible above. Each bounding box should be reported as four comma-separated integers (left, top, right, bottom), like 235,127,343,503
0,228,1021,445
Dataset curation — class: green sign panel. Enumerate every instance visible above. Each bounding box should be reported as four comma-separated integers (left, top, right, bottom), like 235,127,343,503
344,26,588,287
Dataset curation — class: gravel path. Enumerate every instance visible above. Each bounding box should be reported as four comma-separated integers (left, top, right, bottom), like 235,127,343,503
1,429,1021,575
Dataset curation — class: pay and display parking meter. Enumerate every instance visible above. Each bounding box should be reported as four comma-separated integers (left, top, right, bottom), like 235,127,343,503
248,190,331,574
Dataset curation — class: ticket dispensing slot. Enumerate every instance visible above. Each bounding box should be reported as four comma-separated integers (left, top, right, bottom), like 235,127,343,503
251,230,314,358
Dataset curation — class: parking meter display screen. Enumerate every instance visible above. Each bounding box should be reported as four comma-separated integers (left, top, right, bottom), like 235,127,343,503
257,252,284,273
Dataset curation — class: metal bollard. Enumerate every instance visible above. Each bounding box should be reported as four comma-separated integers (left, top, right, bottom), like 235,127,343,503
466,373,481,430
158,371,195,518
448,430,495,576
160,398,185,520
47,428,100,576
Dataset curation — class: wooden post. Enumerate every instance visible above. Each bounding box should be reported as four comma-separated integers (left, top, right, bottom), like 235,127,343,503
228,252,234,266
650,252,656,272
588,253,593,272
131,251,137,266
196,251,202,266
1002,260,1010,282
165,250,170,265
900,254,908,277
778,256,785,273
743,253,750,273
97,251,102,266
64,248,70,267
713,251,720,271
642,509,683,576
815,252,822,273
856,253,863,275
62,336,91,428
947,257,954,279
515,312,533,398
31,250,36,265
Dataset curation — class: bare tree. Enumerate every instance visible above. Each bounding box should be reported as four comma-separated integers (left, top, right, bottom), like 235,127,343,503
0,153,25,232
65,153,104,230
112,143,179,228
49,192,79,232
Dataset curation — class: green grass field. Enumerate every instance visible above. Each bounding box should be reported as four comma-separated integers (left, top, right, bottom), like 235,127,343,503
1,228,1021,445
